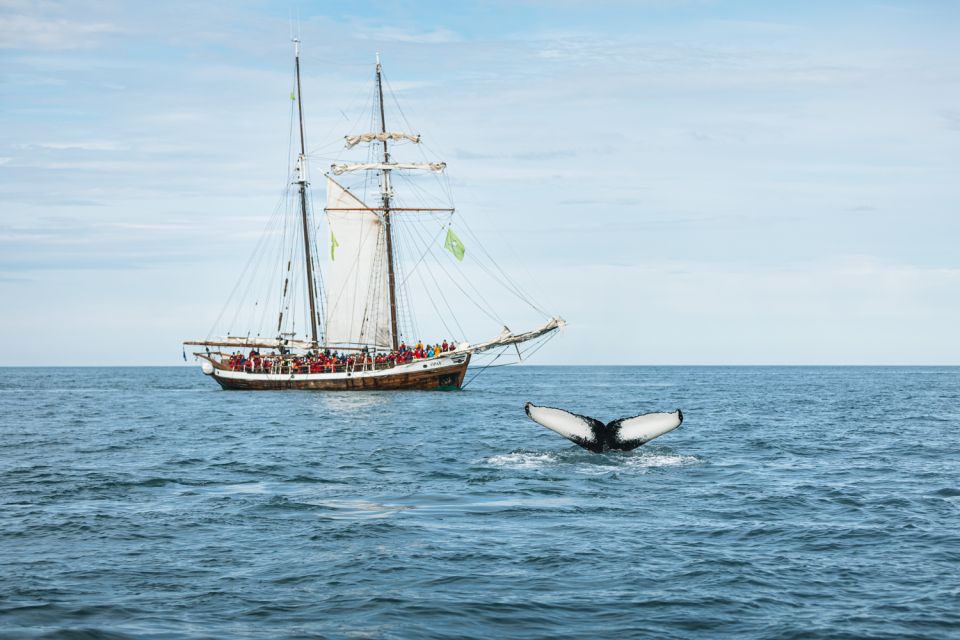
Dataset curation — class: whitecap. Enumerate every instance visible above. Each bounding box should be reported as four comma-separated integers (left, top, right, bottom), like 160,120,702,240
485,450,699,474
622,454,699,469
311,499,414,520
485,451,560,469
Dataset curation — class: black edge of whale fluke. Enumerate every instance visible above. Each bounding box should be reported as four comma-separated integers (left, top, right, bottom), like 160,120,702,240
524,402,684,452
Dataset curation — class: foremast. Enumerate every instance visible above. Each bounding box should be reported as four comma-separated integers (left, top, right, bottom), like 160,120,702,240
293,38,320,347
376,54,400,352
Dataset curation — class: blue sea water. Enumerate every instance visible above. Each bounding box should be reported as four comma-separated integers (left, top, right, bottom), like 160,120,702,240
1,366,958,639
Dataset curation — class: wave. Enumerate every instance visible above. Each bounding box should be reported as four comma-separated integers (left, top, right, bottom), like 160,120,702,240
484,449,699,474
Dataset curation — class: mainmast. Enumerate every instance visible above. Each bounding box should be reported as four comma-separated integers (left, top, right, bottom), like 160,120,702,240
376,53,400,352
293,38,319,347
323,55,449,352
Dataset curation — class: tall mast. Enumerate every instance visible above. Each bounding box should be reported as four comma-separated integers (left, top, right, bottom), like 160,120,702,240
376,53,400,351
293,38,319,346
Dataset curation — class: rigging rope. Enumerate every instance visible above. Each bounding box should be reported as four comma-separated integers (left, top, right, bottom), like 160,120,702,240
402,211,502,327
461,331,558,390
456,214,552,318
460,346,510,390
395,216,463,340
209,181,289,340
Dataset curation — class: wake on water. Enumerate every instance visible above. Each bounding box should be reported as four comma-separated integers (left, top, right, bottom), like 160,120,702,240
485,448,700,474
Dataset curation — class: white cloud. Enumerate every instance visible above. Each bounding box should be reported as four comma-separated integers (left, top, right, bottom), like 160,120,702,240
31,140,128,151
531,258,960,364
0,11,122,50
353,25,463,44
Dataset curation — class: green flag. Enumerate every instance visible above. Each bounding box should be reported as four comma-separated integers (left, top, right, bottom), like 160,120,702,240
330,231,339,260
444,227,465,261
290,90,296,101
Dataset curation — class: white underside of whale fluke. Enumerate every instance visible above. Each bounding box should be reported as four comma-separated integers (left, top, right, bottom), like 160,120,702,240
523,404,602,444
524,403,683,452
609,410,684,448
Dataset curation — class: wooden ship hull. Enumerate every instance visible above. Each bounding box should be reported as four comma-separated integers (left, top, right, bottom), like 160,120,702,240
199,353,470,391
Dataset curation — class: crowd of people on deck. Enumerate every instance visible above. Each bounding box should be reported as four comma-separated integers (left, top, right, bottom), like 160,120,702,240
225,339,458,374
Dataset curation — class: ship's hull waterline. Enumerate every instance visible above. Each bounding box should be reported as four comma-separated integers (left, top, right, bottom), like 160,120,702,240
198,353,471,391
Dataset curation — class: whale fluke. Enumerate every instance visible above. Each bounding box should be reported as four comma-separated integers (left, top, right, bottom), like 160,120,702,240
524,403,683,452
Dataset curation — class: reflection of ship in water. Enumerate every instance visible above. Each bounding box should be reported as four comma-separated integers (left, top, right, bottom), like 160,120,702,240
317,392,394,413
184,40,564,390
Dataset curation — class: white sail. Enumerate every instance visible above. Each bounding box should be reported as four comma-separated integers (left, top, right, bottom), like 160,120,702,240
323,177,393,350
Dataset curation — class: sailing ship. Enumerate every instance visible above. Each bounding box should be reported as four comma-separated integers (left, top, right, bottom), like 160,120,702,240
184,40,564,390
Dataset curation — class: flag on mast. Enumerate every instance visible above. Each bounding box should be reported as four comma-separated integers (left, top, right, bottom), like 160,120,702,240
444,228,465,261
330,231,340,260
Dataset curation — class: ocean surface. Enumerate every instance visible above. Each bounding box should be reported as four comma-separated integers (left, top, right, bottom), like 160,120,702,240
1,366,958,639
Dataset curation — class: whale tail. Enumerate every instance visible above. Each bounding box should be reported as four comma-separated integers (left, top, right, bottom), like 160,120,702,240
524,403,683,452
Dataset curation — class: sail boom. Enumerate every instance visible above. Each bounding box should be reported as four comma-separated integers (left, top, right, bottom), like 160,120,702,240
454,318,566,355
325,207,455,212
330,162,446,175
184,337,317,350
324,341,394,351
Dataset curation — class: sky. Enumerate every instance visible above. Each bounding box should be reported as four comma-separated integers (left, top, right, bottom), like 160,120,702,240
1,0,959,365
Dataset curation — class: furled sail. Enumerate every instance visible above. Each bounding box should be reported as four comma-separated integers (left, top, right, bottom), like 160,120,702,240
184,337,316,350
330,162,446,175
344,132,420,149
323,177,393,350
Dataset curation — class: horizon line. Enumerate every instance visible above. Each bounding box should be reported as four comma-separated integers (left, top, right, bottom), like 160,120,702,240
1,364,959,369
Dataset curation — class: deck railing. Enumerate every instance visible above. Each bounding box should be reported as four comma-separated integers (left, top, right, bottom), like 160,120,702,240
223,359,404,375
210,349,459,376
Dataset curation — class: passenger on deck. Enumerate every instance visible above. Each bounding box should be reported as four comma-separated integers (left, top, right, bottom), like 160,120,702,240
227,337,463,374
